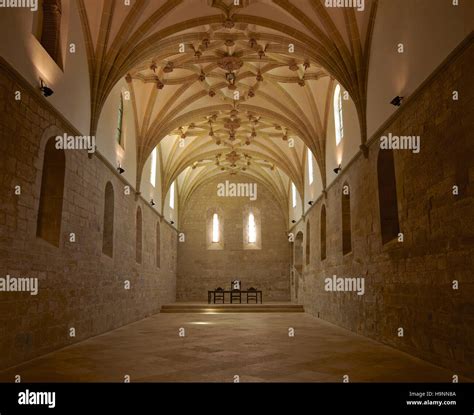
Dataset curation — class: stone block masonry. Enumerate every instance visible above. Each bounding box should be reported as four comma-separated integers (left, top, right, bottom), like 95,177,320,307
0,59,177,371
293,38,474,378
177,176,290,302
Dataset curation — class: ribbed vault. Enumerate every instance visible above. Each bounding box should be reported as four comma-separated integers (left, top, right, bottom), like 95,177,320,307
78,0,378,214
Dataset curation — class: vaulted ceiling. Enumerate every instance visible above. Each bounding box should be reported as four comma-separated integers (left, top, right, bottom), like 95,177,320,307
78,0,378,213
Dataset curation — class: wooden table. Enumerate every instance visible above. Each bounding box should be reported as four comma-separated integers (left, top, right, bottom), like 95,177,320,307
208,290,263,304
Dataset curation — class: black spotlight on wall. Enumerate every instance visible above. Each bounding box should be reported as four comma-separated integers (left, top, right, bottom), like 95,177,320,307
333,164,342,174
40,79,54,97
170,221,175,225
291,219,296,224
117,164,125,174
150,199,155,206
308,201,313,206
390,96,403,107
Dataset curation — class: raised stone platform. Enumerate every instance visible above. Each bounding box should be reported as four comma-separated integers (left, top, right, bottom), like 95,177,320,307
160,302,304,313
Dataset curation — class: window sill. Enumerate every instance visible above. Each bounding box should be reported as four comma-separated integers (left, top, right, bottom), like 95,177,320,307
207,243,224,250
243,244,261,250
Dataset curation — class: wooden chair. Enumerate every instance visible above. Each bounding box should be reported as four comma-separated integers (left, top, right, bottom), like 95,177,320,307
246,287,258,304
214,287,225,304
230,289,241,304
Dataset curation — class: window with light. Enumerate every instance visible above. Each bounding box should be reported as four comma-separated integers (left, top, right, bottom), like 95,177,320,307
169,182,175,209
334,84,344,145
248,212,257,244
291,182,297,208
212,213,220,243
150,147,157,187
116,93,124,147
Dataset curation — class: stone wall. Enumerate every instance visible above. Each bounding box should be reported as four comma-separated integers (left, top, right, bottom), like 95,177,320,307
0,59,177,371
177,176,290,302
294,38,474,377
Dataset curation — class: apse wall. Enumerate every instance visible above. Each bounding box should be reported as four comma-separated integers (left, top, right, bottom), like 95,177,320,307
177,176,290,302
291,37,474,378
0,59,178,371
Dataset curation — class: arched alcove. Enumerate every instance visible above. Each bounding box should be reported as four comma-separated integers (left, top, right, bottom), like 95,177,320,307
36,137,66,247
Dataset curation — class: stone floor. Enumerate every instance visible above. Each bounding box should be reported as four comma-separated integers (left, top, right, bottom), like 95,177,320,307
0,311,465,382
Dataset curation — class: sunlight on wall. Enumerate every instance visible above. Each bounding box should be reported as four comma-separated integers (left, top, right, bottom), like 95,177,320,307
334,84,344,146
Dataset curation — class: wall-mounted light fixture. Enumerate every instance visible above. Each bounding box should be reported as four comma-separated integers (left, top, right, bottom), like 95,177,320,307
40,79,54,97
150,199,155,206
333,164,342,174
390,96,403,107
117,164,125,174
291,219,296,224
308,201,313,206
170,221,175,225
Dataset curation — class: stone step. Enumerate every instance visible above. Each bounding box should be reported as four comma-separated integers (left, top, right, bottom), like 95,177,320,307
160,303,304,313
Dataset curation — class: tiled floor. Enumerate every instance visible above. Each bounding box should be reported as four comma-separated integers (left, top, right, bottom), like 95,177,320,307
0,311,463,382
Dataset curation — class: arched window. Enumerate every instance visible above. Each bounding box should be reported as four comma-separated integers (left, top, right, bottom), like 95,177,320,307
307,148,314,185
291,182,297,208
169,182,175,209
116,93,124,147
377,150,400,244
334,84,344,145
136,207,142,264
342,183,352,255
102,182,114,257
248,212,257,243
37,0,63,68
207,208,223,249
37,137,65,247
320,205,327,260
243,207,261,249
305,220,311,265
150,147,157,187
212,213,220,243
156,221,161,268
